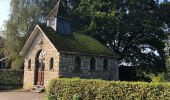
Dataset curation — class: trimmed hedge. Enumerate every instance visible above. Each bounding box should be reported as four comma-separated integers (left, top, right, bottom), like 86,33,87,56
0,69,23,90
46,78,170,100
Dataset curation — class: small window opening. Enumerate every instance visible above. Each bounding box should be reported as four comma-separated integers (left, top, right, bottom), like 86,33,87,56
28,59,31,69
103,59,108,70
49,57,54,69
75,56,81,70
90,57,96,70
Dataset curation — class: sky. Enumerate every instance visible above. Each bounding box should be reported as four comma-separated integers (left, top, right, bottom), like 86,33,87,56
0,0,10,31
0,0,167,31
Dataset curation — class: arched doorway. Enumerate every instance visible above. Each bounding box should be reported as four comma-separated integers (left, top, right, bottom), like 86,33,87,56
34,50,45,86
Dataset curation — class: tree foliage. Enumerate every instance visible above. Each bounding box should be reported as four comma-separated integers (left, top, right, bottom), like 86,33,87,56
160,2,170,28
4,0,42,68
71,0,167,80
160,2,170,81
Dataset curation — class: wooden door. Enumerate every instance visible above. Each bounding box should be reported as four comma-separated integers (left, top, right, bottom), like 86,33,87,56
37,62,44,86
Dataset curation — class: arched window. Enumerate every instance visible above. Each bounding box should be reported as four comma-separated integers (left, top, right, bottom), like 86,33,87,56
75,56,81,70
90,57,95,70
49,57,54,69
103,59,108,70
28,59,31,69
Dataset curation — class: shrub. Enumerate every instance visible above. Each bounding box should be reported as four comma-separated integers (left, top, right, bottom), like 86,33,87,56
73,94,83,100
46,78,170,100
0,69,23,90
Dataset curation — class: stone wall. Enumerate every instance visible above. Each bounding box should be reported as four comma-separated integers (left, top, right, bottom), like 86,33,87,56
23,29,60,89
23,26,119,90
59,52,119,80
43,33,60,87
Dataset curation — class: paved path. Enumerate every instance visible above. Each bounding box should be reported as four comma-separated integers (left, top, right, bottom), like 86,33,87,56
0,92,44,100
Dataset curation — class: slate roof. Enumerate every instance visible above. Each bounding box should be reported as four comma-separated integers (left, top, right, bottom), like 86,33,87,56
39,25,119,57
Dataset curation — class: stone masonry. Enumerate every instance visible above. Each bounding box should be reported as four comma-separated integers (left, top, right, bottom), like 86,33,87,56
59,52,119,80
23,26,119,90
23,30,60,89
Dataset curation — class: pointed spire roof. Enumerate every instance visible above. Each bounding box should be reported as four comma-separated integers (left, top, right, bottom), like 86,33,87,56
46,0,60,19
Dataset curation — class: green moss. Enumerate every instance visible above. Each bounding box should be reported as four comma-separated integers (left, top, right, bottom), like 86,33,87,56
39,25,118,57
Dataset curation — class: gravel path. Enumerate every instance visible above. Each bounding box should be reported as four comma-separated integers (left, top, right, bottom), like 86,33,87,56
0,92,44,100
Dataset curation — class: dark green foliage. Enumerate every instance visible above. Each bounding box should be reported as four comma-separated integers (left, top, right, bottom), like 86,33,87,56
39,25,118,57
119,66,165,82
73,94,83,100
73,0,167,79
160,2,170,28
119,66,151,82
160,2,170,81
0,69,23,90
46,78,170,100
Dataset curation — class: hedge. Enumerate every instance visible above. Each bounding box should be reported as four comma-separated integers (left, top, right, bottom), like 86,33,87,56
46,78,170,100
0,69,23,90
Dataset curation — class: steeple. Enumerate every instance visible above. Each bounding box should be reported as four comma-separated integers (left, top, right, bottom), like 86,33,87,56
46,0,60,19
156,0,159,5
46,0,72,35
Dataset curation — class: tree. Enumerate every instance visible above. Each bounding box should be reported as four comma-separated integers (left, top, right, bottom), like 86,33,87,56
163,0,168,3
160,2,170,81
160,2,170,29
72,0,167,81
4,0,43,69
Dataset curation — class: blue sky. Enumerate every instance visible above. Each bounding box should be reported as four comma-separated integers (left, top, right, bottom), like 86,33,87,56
0,0,167,31
0,0,10,30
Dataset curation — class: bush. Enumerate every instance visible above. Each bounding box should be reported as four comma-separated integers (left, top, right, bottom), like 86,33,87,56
46,78,170,100
73,94,83,100
0,69,23,90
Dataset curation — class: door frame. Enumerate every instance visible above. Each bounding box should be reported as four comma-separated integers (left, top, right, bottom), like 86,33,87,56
34,49,44,85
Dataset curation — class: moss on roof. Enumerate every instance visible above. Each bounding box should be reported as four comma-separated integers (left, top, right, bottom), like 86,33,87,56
39,25,118,57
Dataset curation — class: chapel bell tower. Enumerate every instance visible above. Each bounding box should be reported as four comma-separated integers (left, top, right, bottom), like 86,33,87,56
46,0,71,35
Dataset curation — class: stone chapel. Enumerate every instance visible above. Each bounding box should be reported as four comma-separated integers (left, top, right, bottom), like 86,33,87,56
20,1,119,89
